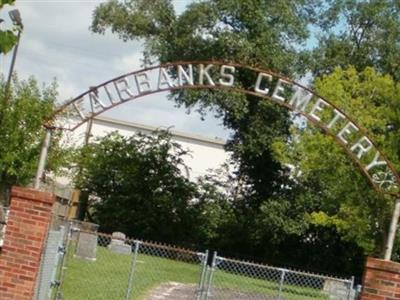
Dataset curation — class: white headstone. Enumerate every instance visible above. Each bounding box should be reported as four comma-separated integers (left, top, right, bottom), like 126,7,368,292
108,231,131,255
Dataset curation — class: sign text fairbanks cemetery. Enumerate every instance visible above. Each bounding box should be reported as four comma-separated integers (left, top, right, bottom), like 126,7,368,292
50,62,399,195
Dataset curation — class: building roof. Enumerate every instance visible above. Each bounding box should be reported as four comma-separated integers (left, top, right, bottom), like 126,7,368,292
94,115,227,147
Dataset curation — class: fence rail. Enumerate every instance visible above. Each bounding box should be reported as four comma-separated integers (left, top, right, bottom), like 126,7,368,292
46,225,357,300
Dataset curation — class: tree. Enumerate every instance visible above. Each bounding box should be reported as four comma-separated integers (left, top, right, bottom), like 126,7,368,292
0,76,64,203
90,0,320,245
187,167,237,248
89,0,400,276
273,67,400,264
90,0,320,190
0,0,20,54
312,0,400,81
74,131,202,243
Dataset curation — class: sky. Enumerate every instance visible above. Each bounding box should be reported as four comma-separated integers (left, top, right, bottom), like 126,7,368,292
0,0,231,139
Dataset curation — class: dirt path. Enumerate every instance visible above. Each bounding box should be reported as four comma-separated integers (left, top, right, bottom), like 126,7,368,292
145,282,276,299
146,282,197,300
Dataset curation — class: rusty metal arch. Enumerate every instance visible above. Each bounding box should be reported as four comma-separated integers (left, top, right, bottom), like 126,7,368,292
43,61,400,198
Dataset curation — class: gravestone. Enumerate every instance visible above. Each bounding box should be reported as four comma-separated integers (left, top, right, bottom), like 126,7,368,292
70,220,99,241
323,279,354,300
74,222,99,261
108,232,131,255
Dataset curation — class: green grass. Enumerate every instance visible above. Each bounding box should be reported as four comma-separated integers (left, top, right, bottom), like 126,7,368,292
60,244,329,300
60,244,200,300
212,270,328,300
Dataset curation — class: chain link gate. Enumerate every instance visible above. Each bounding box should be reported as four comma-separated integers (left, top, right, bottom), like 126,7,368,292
200,252,356,300
34,217,70,300
49,228,356,300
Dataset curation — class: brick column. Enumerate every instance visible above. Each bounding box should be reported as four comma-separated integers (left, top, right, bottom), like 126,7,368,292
0,186,55,300
361,256,400,299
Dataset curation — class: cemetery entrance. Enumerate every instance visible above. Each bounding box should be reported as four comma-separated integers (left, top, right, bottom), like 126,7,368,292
34,61,400,299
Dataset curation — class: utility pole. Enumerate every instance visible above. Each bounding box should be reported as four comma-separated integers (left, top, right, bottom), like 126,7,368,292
5,9,23,93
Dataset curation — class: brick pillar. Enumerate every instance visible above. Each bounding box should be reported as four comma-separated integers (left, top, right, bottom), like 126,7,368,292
361,256,400,299
0,186,55,300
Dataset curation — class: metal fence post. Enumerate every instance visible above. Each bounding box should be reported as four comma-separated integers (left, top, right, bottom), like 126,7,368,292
125,241,140,300
347,276,355,300
53,222,73,300
277,268,286,300
34,129,52,190
197,250,208,300
204,251,217,300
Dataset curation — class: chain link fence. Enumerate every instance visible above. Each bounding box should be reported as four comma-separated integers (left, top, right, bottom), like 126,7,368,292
55,229,208,300
59,231,133,300
129,239,207,299
51,226,357,300
203,254,355,300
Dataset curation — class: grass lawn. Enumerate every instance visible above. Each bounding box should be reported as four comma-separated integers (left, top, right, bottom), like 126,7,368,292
60,244,200,300
60,244,329,300
212,270,329,300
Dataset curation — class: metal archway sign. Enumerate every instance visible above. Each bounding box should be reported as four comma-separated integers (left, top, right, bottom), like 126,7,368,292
38,61,400,259
44,61,400,196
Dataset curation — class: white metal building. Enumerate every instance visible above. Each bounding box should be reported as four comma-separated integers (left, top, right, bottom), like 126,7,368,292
49,116,230,218
74,116,230,181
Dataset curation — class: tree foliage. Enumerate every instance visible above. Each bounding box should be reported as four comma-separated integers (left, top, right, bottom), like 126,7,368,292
74,131,203,244
312,0,400,81
92,0,316,73
274,67,400,259
0,76,62,203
